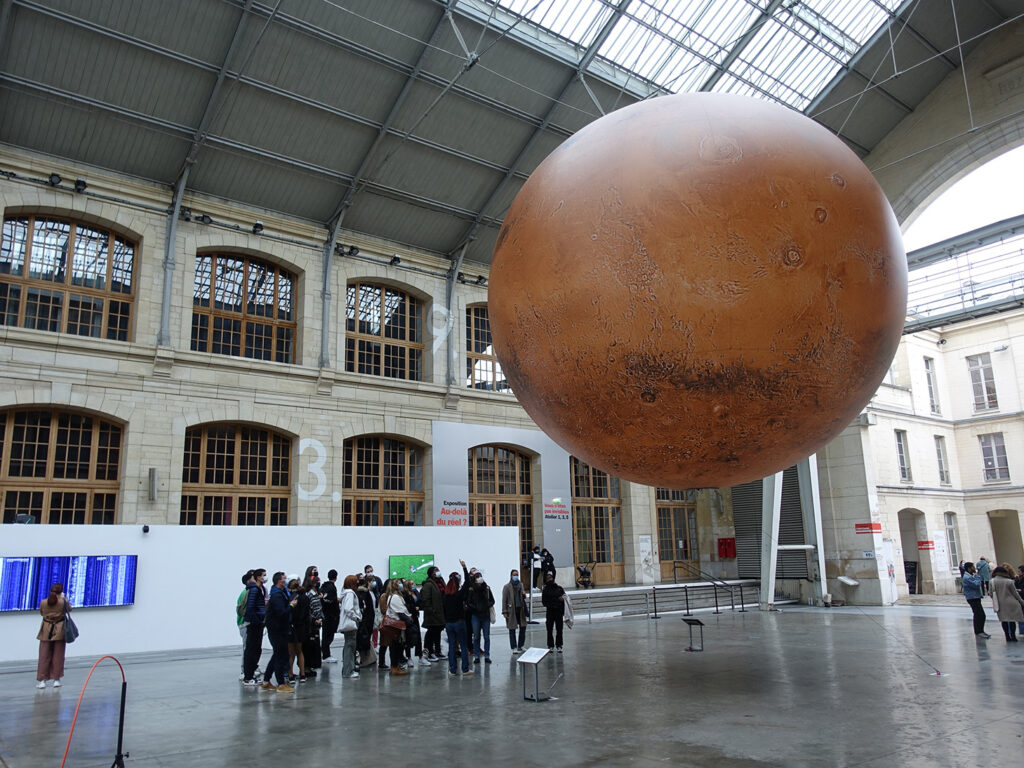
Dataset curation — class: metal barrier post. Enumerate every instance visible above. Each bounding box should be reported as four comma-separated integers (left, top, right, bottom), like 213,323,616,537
684,585,691,616
713,585,721,614
651,587,661,619
587,595,592,625
645,591,650,620
738,584,747,612
730,585,736,612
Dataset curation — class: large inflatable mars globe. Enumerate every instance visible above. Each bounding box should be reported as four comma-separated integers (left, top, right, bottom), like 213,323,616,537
488,93,907,489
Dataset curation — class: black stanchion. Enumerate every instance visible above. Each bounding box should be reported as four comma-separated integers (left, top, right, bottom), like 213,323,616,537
651,587,661,619
112,680,128,767
684,585,691,616
738,584,747,612
713,585,721,615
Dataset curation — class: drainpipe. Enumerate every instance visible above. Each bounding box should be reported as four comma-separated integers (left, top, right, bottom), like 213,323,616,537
158,170,189,347
445,243,468,388
319,215,344,368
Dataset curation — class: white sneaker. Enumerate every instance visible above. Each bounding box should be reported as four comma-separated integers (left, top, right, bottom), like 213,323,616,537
36,680,46,689
323,657,338,663
418,657,431,666
52,680,62,687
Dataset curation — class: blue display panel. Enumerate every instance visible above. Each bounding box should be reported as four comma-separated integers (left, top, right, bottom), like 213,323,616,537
0,555,138,612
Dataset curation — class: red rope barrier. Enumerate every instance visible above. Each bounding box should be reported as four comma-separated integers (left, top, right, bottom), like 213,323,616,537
60,655,126,768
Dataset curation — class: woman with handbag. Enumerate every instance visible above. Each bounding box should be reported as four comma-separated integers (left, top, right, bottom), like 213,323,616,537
338,575,363,678
379,580,411,675
36,583,70,689
355,575,377,669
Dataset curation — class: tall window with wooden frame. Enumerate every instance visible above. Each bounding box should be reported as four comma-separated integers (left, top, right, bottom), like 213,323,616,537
657,488,698,581
0,409,121,524
180,424,291,525
570,457,624,585
342,436,424,525
345,282,423,380
465,305,511,392
1,215,135,340
191,253,296,363
467,445,533,561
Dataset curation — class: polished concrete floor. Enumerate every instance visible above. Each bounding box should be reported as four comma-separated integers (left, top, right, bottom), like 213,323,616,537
3,604,1023,767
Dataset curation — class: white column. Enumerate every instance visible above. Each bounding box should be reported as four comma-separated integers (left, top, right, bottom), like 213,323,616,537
759,471,783,610
797,454,827,604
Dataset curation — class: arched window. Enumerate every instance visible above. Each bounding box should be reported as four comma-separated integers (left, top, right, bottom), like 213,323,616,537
465,305,511,392
0,409,121,524
345,282,423,380
342,436,424,525
1,215,135,340
657,488,697,580
468,445,533,560
191,253,296,363
180,424,291,525
571,457,624,584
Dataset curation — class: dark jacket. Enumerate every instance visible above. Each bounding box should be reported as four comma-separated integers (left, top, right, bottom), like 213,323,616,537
265,585,290,637
541,553,556,578
355,587,376,651
290,590,311,643
319,581,339,618
542,582,565,618
442,584,470,622
466,583,495,618
419,577,445,627
243,581,266,624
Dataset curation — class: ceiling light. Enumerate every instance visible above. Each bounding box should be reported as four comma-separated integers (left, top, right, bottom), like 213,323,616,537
252,221,264,235
74,178,87,193
47,173,62,186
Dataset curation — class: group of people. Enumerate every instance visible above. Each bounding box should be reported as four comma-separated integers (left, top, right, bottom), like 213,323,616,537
236,559,571,692
961,558,1024,641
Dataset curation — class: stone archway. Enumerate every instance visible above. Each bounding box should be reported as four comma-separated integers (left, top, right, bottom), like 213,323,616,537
897,508,934,594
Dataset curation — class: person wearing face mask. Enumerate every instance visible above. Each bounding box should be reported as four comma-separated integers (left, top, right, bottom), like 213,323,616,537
460,560,478,656
301,566,323,675
402,579,429,666
541,571,566,653
379,579,411,675
443,571,473,676
467,570,495,664
419,566,446,662
355,574,378,669
502,569,528,653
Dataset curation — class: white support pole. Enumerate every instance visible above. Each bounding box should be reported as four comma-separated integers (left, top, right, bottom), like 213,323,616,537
796,453,828,605
759,471,783,610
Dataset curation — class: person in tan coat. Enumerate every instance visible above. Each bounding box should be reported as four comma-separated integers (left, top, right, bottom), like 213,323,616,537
36,583,71,689
990,566,1024,642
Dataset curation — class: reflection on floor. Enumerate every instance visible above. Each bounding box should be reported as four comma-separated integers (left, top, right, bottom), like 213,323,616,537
2,604,1023,767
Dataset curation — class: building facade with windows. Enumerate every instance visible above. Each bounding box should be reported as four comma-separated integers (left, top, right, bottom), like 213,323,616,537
832,309,1024,597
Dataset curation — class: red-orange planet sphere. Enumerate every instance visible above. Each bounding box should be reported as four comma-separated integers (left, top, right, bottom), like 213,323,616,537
488,93,907,488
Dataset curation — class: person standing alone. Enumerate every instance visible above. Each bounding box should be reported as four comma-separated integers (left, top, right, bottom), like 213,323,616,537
962,562,990,639
502,569,528,653
542,571,566,652
36,583,70,688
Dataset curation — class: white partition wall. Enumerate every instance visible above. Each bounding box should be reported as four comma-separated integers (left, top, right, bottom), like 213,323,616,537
0,524,519,664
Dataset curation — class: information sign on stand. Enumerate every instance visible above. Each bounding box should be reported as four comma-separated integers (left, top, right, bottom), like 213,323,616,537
682,618,705,652
516,647,557,702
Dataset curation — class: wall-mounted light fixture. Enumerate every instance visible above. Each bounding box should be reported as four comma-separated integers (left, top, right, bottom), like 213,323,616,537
148,467,159,502
937,338,947,346
335,244,359,257
74,178,88,193
47,173,62,186
457,272,467,284
252,220,264,235
142,525,150,534
390,254,401,266
180,207,192,222
993,344,1009,352
475,275,487,286
196,213,213,225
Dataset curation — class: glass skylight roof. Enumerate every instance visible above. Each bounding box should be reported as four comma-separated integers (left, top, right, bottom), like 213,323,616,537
487,0,903,110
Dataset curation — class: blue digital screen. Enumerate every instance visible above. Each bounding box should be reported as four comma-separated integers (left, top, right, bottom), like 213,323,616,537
0,555,138,612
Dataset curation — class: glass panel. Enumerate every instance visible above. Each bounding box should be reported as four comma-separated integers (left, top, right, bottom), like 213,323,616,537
29,219,70,283
10,411,50,477
204,426,236,484
1,218,28,276
24,287,63,332
213,257,244,312
71,224,108,290
111,237,134,293
0,282,22,325
67,294,103,337
53,413,92,480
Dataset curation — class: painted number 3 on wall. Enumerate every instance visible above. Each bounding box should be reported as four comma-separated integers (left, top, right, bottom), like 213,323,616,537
297,438,328,501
